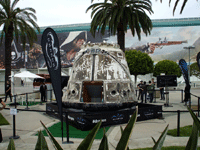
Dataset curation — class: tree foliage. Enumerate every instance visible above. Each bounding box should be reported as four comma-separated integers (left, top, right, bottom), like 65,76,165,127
159,0,190,15
190,62,200,78
125,50,154,83
153,60,182,77
0,0,40,93
86,0,153,52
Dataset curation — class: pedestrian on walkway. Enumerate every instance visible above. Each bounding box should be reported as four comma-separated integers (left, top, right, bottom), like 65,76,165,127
0,98,6,143
159,87,165,100
137,80,143,100
40,82,47,102
147,81,155,103
21,79,24,86
141,81,147,103
4,80,12,102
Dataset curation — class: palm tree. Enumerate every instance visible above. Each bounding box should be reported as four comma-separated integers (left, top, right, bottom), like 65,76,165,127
0,0,40,94
86,0,153,52
165,0,189,15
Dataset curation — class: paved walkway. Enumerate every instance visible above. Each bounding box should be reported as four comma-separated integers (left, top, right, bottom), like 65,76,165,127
0,87,200,149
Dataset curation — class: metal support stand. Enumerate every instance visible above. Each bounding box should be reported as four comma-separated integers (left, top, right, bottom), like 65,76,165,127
9,97,20,139
164,87,173,107
181,89,184,103
25,93,29,110
198,97,200,117
62,112,73,144
50,90,52,102
153,90,156,103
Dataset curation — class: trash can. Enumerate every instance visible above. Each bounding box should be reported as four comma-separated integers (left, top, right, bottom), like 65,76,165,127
46,84,52,101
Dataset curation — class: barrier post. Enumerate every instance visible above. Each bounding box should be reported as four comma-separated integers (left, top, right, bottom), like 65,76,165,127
198,97,200,117
25,93,29,110
177,110,180,137
153,90,156,103
9,96,20,139
50,89,52,102
181,89,184,103
62,112,73,144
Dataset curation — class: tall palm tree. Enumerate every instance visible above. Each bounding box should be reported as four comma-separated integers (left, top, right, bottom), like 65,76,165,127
86,0,153,52
0,0,40,94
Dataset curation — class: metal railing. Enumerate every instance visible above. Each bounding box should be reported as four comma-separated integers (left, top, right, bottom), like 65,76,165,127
135,89,184,103
2,89,54,109
2,89,200,141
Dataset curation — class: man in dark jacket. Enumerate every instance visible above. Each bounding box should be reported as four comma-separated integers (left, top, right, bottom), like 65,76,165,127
141,81,147,103
40,82,47,102
147,81,155,103
137,80,143,100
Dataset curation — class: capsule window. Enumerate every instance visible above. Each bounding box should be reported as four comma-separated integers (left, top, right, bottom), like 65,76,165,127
111,90,117,96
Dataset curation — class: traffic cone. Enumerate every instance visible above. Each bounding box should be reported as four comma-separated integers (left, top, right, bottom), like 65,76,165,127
0,128,2,143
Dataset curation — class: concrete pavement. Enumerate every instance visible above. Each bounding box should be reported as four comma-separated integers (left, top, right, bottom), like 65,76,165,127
0,87,200,149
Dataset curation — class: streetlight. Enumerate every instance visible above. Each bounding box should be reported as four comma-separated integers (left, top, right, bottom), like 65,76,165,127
183,46,195,83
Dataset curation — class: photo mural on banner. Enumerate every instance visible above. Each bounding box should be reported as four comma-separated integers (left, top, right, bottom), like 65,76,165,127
0,25,200,69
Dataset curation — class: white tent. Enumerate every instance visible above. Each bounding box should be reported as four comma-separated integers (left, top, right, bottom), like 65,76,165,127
12,71,44,79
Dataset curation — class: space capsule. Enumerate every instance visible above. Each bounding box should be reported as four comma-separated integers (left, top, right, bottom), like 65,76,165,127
63,42,137,104
60,42,137,130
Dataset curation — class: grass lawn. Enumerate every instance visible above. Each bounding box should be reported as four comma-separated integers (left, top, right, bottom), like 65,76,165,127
18,101,43,106
0,113,9,125
167,125,200,137
132,146,200,150
38,121,110,139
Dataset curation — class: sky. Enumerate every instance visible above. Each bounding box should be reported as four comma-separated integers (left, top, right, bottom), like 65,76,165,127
17,0,200,27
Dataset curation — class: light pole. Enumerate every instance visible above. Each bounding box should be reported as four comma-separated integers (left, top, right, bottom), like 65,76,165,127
184,46,195,83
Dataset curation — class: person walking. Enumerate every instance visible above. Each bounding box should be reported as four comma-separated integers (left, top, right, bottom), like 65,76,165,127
159,87,165,100
141,81,147,103
21,79,24,86
137,80,143,100
4,80,12,102
40,82,47,102
147,81,155,103
0,98,6,143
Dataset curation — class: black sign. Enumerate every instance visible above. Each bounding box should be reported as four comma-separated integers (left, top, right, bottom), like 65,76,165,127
41,28,62,119
179,59,189,86
157,75,177,87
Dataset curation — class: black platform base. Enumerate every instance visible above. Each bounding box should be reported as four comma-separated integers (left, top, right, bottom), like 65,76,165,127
46,102,162,131
137,103,163,121
9,135,20,139
62,141,74,144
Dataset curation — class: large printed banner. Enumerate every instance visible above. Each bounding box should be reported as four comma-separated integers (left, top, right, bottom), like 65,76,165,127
1,25,200,69
41,28,62,119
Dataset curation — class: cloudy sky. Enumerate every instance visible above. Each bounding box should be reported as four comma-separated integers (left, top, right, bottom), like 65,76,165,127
18,0,200,27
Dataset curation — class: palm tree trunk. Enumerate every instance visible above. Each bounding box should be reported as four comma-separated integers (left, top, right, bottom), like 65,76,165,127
117,21,125,52
4,24,13,94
